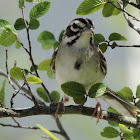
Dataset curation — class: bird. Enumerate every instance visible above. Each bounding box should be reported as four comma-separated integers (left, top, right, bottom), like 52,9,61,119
50,18,140,120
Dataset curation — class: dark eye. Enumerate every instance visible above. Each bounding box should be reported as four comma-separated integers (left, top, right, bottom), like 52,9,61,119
73,23,78,29
87,19,94,28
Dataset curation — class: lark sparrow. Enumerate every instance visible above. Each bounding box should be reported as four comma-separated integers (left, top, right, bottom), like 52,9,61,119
51,18,140,118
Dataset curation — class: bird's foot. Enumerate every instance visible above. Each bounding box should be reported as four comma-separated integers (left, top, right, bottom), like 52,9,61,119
92,102,103,123
50,98,69,118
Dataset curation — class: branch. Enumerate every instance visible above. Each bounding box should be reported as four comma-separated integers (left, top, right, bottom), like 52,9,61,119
121,0,140,10
118,1,140,34
0,105,139,129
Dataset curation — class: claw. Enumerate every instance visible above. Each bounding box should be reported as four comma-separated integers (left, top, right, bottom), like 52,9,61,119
92,99,103,123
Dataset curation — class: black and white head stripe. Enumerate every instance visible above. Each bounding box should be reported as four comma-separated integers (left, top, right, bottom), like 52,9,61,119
64,18,95,45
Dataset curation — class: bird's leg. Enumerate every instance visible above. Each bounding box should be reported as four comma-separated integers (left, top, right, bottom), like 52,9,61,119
92,98,103,123
50,96,69,118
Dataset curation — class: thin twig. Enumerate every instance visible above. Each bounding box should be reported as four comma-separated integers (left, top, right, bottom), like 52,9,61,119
108,1,140,22
118,0,140,34
20,7,53,103
11,117,21,126
121,0,140,10
21,69,39,107
0,69,44,105
10,83,26,108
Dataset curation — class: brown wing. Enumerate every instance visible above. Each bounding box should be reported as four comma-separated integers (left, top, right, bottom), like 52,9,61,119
50,47,59,73
98,48,107,75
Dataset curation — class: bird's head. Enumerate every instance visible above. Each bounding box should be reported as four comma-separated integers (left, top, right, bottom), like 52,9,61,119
63,18,95,46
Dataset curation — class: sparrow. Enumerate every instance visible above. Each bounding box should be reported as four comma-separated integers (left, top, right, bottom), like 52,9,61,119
51,18,140,119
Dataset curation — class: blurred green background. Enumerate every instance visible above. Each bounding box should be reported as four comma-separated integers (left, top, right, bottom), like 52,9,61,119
0,0,140,140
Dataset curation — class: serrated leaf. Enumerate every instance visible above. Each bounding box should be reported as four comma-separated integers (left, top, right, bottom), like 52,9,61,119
136,100,140,108
88,83,106,98
123,133,134,140
38,59,51,71
37,87,49,103
36,124,60,140
109,33,127,41
58,30,65,42
29,19,40,30
10,67,28,80
19,0,24,8
99,43,107,53
117,87,133,102
119,124,133,134
61,82,86,98
27,76,42,84
76,0,107,15
133,128,140,139
47,68,55,79
30,65,38,72
0,80,6,106
15,41,21,49
102,3,114,17
108,106,118,114
136,85,140,98
0,29,16,47
26,0,33,2
101,127,119,138
50,91,60,103
14,18,26,30
29,1,51,20
94,34,105,45
0,19,9,29
73,96,87,105
108,121,119,127
38,31,57,50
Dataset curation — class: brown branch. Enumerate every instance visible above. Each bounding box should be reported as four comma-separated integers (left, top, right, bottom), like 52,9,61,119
21,69,39,107
0,105,139,129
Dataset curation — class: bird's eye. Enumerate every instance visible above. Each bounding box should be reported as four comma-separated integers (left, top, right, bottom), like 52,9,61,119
73,23,78,29
86,19,94,28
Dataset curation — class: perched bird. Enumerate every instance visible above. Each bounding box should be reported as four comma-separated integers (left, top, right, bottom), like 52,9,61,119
51,18,140,119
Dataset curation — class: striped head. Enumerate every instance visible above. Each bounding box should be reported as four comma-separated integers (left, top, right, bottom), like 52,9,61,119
63,18,95,46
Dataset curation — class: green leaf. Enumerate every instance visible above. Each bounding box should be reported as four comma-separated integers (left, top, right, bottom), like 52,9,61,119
15,41,21,49
29,19,40,30
53,41,60,50
37,87,49,103
133,128,140,139
136,85,140,98
108,121,119,127
38,31,57,50
108,106,118,114
123,133,134,140
111,41,118,49
30,65,38,72
102,3,114,17
136,100,140,108
47,68,55,79
99,43,107,53
0,80,6,106
10,67,28,80
117,87,133,102
19,0,24,8
27,76,42,84
73,96,87,105
119,124,133,134
61,82,86,98
38,59,51,71
0,29,16,47
109,33,127,41
112,2,121,15
50,91,60,103
101,127,119,138
26,0,33,2
76,0,107,15
29,1,51,20
0,19,9,30
36,124,60,140
94,34,105,45
14,18,26,30
88,83,106,98
58,30,65,42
